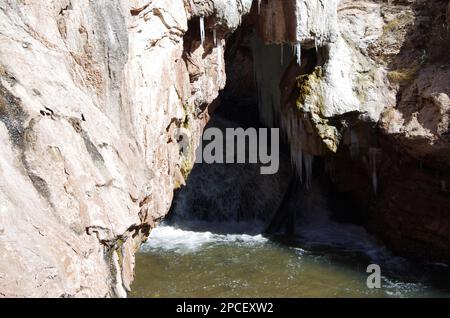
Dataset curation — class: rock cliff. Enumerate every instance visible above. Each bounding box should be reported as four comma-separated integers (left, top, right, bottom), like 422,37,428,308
0,0,250,297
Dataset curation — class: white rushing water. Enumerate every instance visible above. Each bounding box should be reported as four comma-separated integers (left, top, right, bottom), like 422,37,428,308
142,224,269,254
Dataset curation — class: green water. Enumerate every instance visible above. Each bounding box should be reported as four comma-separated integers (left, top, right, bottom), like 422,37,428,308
130,225,450,298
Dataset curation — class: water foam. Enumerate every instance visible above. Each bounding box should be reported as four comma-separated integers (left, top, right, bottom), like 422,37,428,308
141,224,268,254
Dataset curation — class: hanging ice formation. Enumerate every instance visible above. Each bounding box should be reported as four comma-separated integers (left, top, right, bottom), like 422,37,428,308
212,27,221,84
200,16,205,46
282,112,315,189
315,37,318,54
216,38,223,85
258,0,261,14
295,42,301,66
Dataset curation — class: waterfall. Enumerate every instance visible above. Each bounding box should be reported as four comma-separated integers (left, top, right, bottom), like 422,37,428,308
200,16,205,46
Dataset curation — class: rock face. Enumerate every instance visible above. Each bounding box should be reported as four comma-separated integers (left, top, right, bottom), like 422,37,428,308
257,0,450,262
0,0,249,297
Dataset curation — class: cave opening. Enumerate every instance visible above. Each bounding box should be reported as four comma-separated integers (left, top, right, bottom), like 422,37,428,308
167,19,365,243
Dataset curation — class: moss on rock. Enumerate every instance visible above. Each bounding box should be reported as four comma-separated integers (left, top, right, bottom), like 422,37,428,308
294,66,340,153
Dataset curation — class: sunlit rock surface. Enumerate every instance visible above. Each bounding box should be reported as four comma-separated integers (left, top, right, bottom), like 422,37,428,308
0,0,249,297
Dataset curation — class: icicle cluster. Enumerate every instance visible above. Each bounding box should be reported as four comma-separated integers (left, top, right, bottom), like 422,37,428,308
281,110,315,189
200,16,205,46
258,0,261,14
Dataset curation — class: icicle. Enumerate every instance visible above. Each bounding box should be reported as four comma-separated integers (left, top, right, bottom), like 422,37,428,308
217,39,222,84
213,28,217,46
258,0,261,14
200,16,205,47
280,44,284,65
295,42,301,66
304,153,313,190
314,37,318,54
217,39,222,68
